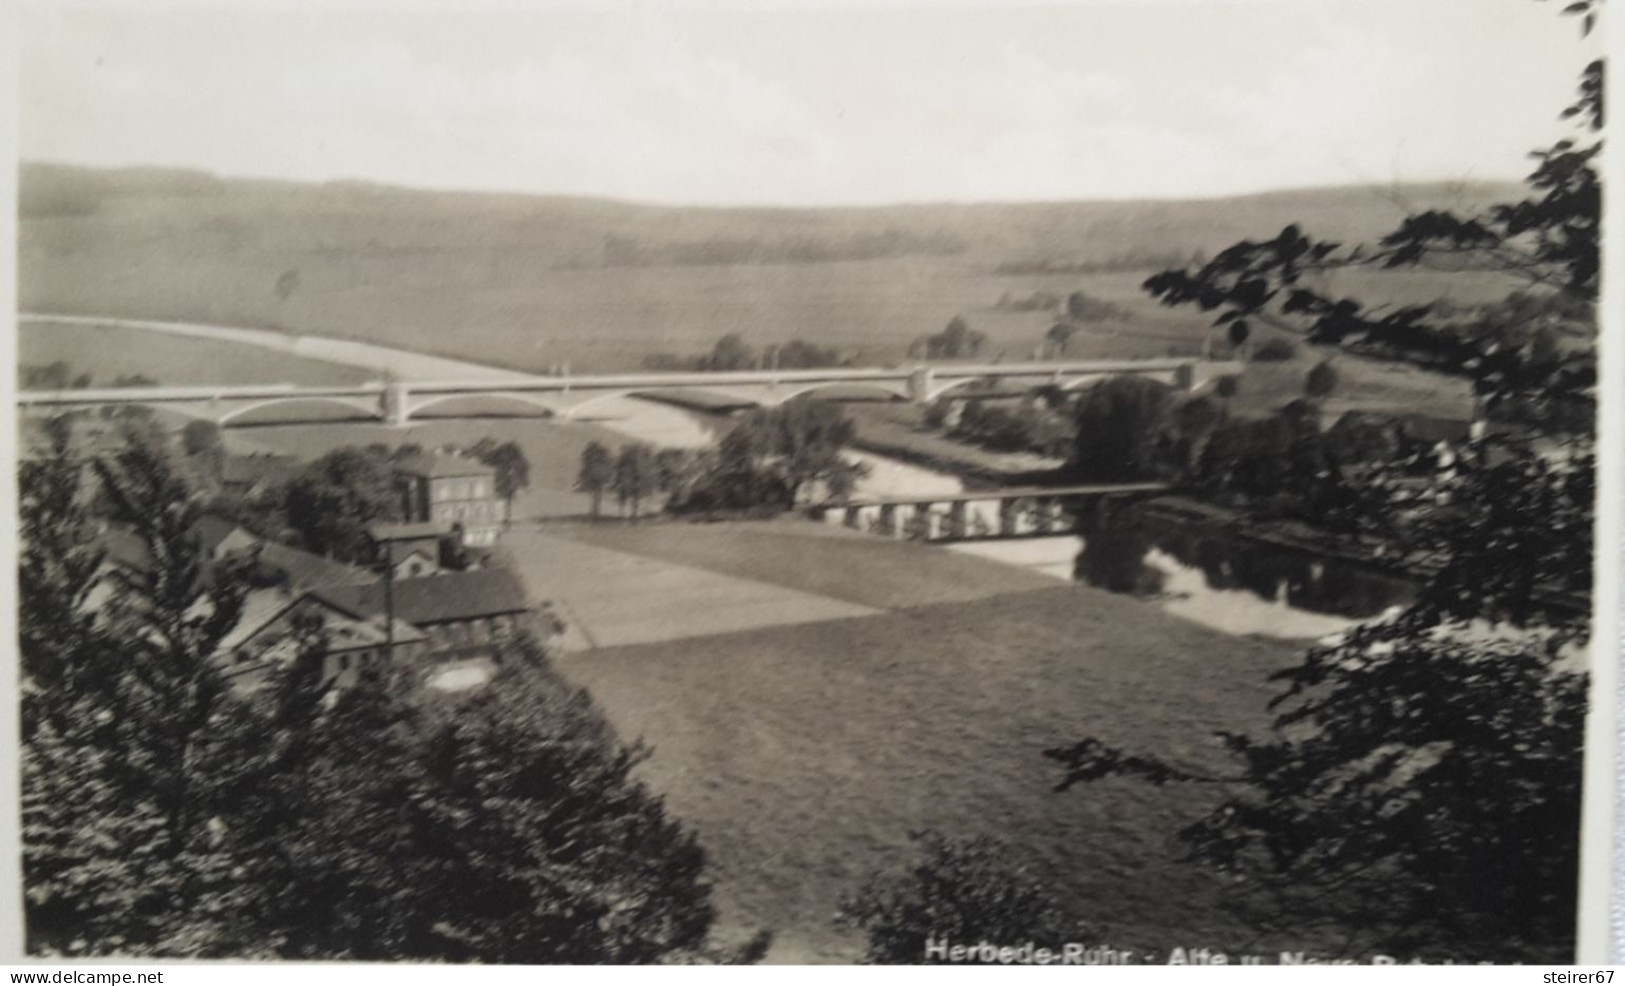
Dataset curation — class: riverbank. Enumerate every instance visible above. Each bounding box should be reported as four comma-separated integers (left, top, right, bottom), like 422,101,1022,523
834,402,1421,598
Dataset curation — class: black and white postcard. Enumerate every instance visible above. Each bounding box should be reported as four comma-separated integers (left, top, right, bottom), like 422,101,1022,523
5,0,1619,967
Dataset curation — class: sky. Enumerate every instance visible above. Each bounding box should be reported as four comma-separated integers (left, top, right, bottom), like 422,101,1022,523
17,0,1602,206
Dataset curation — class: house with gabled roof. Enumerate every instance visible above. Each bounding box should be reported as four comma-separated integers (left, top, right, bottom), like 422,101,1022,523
313,567,530,660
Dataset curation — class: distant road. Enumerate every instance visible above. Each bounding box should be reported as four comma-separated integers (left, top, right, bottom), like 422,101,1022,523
20,312,535,384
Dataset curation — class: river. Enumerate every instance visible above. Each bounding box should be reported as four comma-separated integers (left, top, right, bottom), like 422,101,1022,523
42,315,1407,642
582,395,1409,642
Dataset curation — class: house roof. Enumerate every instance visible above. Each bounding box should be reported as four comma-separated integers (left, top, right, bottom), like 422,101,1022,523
193,516,253,557
393,452,494,480
313,567,530,626
253,539,375,591
218,590,427,664
1397,414,1474,445
101,514,373,595
102,525,151,572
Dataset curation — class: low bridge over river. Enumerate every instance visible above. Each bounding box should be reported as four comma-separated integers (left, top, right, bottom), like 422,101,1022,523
818,483,1169,542
16,361,1243,427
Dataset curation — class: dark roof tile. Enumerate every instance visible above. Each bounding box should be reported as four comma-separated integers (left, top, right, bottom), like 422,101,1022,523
313,567,530,626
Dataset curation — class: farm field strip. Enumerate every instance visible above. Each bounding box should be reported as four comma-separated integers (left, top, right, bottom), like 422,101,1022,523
560,583,1310,963
501,528,880,650
549,518,1063,611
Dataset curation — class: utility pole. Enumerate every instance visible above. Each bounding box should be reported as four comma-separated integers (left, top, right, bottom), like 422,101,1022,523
382,538,395,662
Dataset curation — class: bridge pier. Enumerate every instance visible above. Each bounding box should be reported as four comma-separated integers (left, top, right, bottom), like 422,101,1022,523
998,500,1018,537
1174,362,1196,391
382,382,413,426
844,504,865,530
877,503,901,538
1037,498,1068,534
907,367,935,404
902,504,935,541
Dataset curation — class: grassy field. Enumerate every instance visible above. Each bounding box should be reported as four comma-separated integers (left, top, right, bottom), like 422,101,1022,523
501,526,880,650
18,321,373,388
560,583,1314,963
551,516,1062,610
20,164,1525,377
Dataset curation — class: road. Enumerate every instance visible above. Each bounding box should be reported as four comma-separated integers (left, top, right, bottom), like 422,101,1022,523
21,312,535,383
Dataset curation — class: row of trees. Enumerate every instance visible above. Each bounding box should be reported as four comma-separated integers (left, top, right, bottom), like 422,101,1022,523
22,421,752,960
917,352,1335,469
576,401,869,518
643,333,852,372
927,396,1075,459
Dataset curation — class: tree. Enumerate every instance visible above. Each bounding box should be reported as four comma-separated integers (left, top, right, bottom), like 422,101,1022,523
1304,359,1339,400
614,443,659,518
1050,1,1599,959
1068,376,1178,481
837,831,1088,964
23,431,264,957
1252,338,1298,362
938,316,987,359
21,431,751,962
182,420,226,483
731,401,867,504
244,641,752,963
576,442,614,518
1045,322,1077,356
273,269,301,302
706,333,755,371
1227,318,1251,359
470,438,531,527
283,447,403,562
18,417,116,741
1064,290,1124,323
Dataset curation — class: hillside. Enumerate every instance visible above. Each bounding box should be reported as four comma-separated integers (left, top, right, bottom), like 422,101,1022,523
18,163,1524,374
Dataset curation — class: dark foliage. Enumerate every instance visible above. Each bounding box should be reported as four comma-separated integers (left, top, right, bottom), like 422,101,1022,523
1067,376,1179,481
21,432,747,961
283,447,404,562
911,316,986,360
671,401,867,512
1251,338,1298,362
837,832,1088,964
1049,3,1598,959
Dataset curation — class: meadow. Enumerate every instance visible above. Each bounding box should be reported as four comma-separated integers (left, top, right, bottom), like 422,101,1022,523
21,164,1525,379
18,321,373,388
560,582,1316,963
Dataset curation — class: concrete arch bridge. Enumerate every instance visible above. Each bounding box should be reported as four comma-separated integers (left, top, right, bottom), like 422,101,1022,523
16,359,1243,427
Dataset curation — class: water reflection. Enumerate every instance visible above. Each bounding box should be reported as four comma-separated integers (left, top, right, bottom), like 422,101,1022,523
1072,511,1414,639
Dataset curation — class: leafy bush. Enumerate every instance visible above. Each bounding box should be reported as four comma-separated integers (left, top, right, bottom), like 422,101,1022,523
1251,338,1298,362
838,831,1087,964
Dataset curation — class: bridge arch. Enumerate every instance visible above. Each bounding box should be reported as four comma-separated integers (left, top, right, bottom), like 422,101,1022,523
920,377,985,404
406,391,563,420
544,389,650,420
217,395,383,426
760,380,910,406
